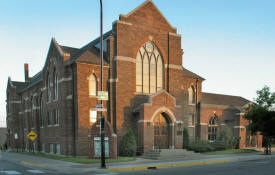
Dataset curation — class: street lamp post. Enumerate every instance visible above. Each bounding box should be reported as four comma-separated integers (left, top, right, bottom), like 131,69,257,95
99,0,106,169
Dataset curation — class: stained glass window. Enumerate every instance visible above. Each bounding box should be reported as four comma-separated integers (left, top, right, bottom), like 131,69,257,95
136,42,163,94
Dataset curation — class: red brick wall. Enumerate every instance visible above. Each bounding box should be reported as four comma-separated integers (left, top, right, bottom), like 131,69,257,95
75,63,109,156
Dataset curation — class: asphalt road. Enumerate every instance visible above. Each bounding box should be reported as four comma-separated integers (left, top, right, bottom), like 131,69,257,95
119,156,275,175
1,151,274,175
0,155,57,175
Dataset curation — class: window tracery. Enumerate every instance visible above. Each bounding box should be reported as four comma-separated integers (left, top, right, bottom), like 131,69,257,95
136,42,163,94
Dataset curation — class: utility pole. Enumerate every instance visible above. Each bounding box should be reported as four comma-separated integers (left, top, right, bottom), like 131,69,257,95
99,0,106,168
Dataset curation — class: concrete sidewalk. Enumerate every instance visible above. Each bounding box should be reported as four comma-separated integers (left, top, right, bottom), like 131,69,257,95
1,151,275,174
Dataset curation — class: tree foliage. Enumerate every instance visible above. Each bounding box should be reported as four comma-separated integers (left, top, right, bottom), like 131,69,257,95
243,86,275,154
120,129,137,157
183,128,190,149
254,86,275,109
188,138,214,153
217,126,238,149
244,86,275,137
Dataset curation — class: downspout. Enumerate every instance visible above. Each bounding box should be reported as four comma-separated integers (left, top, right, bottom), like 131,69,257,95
195,78,199,137
71,64,76,157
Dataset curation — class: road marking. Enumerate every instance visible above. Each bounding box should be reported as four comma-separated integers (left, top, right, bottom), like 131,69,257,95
0,170,21,174
94,173,119,175
254,161,269,164
26,170,45,174
108,159,229,172
20,161,44,169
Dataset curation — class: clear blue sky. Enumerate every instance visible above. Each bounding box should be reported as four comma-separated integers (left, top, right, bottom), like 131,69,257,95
1,0,275,127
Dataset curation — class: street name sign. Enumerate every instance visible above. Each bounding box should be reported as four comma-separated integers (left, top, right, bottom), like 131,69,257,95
92,108,107,112
97,91,108,101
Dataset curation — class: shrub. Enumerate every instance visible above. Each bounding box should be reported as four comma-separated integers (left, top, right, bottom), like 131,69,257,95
188,138,214,153
218,126,238,149
210,140,226,151
1,140,7,151
183,128,189,149
120,129,137,157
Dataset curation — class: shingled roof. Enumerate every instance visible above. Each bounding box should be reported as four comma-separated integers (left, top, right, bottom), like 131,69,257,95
66,30,112,66
182,67,205,80
202,92,250,107
11,81,29,93
60,46,80,58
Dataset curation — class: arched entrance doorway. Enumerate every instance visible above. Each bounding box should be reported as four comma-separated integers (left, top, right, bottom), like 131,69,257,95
153,113,170,149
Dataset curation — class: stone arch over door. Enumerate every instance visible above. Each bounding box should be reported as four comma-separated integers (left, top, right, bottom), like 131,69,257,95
153,112,172,149
151,107,176,149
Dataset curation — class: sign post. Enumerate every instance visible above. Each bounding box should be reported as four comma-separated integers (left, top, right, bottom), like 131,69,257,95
27,131,38,153
14,133,18,152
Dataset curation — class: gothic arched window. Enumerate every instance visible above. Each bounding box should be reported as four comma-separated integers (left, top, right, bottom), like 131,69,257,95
53,69,58,100
208,116,218,141
31,97,35,128
40,94,44,127
88,74,97,96
136,42,163,94
47,72,51,101
188,85,196,104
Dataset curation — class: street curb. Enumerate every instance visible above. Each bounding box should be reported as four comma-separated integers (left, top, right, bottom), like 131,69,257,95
108,159,229,172
21,161,45,169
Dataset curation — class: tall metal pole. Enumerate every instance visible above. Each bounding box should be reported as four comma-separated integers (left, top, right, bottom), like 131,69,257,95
100,0,106,168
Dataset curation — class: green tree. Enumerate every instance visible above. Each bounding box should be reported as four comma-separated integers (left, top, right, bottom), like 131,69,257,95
244,86,275,155
183,128,189,149
218,126,237,149
120,129,137,157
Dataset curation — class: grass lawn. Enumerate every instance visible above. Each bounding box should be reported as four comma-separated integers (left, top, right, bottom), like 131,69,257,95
202,149,259,155
16,152,136,164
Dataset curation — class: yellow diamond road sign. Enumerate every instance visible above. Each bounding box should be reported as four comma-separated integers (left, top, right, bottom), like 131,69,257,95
27,131,38,141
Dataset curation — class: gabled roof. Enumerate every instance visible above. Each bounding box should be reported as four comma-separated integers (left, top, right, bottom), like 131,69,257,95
202,92,250,107
11,81,29,93
60,45,80,58
17,71,43,93
182,67,205,80
122,0,176,30
66,30,112,66
75,47,109,65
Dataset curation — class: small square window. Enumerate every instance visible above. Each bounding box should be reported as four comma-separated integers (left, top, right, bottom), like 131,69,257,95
50,144,54,153
56,144,61,154
42,143,45,153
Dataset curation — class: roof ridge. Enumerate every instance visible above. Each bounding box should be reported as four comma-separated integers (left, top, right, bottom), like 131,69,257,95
182,66,205,80
60,45,80,50
202,92,245,99
122,0,176,30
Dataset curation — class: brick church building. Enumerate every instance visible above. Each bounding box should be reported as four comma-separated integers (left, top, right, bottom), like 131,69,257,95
6,0,262,157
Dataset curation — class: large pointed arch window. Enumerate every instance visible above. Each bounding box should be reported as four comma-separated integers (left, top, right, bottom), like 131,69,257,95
40,94,44,127
136,42,163,94
53,69,58,100
88,74,97,96
208,116,218,141
47,73,51,102
188,85,196,104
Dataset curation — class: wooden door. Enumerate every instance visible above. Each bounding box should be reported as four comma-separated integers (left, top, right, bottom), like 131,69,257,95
154,114,169,149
